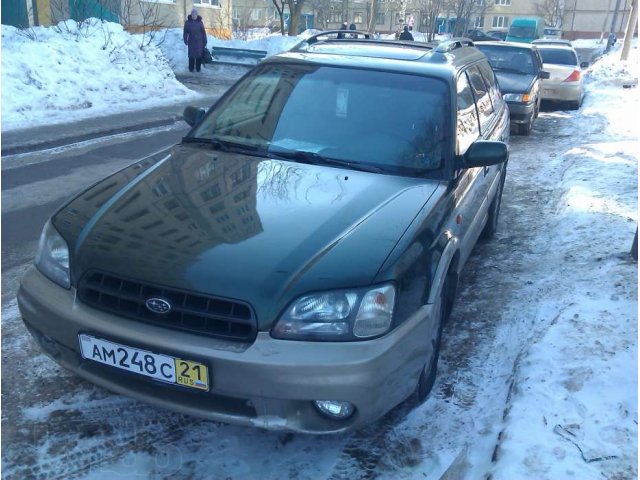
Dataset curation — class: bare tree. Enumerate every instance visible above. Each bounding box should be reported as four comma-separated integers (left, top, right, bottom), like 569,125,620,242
271,0,287,34
287,0,307,35
535,0,564,27
415,0,444,40
445,0,492,36
307,0,333,30
120,0,170,48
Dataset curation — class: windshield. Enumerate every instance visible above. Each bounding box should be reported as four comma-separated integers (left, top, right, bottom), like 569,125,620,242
476,45,536,75
190,64,449,177
509,26,536,38
539,48,578,66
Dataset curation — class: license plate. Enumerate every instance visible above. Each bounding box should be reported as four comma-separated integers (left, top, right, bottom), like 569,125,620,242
543,89,556,95
79,334,209,391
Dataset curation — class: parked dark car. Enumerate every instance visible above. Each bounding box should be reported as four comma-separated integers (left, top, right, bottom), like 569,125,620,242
465,29,503,42
476,41,550,135
487,30,508,41
18,34,509,434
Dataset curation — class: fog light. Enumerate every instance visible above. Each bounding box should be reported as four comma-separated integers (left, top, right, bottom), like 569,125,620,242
313,400,355,419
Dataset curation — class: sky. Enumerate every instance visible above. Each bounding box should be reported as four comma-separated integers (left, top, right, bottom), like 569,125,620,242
0,19,637,479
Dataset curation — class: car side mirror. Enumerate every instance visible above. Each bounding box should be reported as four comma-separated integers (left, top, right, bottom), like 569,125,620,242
539,70,551,79
183,106,206,127
580,62,589,69
460,140,508,168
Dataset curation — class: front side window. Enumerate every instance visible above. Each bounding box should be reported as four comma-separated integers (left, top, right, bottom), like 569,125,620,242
191,65,450,177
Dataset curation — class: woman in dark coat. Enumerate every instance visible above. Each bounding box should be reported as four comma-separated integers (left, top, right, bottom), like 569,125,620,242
183,9,207,72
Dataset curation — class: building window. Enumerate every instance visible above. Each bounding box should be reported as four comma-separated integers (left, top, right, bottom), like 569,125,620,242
376,12,385,24
353,12,363,23
194,0,219,6
495,0,511,5
492,16,508,28
250,9,262,21
474,16,484,28
476,0,484,5
329,12,342,23
232,7,239,20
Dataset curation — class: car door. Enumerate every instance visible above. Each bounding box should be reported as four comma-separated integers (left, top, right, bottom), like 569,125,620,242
450,68,494,265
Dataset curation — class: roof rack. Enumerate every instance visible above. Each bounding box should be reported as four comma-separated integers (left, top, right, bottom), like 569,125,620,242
434,37,475,53
290,30,373,51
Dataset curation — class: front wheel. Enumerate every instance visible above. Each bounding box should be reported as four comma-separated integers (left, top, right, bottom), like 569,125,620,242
481,168,506,240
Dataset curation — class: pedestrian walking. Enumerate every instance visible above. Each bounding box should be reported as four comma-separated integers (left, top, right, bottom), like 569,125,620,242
398,25,414,41
184,9,207,72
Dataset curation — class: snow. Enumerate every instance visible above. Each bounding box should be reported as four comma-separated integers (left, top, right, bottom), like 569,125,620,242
1,21,637,479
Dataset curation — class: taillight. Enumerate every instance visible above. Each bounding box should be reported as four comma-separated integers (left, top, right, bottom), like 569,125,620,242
564,70,581,82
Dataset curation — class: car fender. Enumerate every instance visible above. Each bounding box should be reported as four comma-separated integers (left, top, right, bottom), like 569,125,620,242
427,234,459,304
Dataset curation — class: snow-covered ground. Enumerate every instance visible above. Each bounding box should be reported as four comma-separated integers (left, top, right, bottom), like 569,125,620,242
0,21,637,479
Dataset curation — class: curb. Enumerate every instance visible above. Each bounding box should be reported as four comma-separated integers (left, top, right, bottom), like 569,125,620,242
1,115,183,157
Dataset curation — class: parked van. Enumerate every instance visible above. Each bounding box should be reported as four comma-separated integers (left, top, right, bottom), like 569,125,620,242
506,17,543,43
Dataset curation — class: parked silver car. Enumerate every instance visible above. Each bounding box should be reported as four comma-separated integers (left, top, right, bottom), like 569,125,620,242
537,45,585,109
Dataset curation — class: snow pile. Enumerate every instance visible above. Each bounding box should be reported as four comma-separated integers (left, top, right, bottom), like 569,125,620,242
587,42,638,82
490,44,638,480
1,20,199,132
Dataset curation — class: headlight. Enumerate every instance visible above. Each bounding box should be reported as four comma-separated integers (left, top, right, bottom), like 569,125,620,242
35,221,70,288
272,284,395,341
503,93,532,103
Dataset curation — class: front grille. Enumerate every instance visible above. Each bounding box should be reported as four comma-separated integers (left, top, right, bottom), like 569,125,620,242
78,271,257,342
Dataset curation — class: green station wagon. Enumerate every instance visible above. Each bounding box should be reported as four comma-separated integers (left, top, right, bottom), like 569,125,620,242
18,33,509,433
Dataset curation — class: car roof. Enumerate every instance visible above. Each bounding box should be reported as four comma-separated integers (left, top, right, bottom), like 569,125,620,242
535,44,576,51
533,39,572,45
271,33,489,79
475,41,537,50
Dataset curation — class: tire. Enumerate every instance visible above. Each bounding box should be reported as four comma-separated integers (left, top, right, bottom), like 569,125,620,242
534,99,540,118
481,168,506,240
415,271,455,403
568,100,581,110
518,119,532,135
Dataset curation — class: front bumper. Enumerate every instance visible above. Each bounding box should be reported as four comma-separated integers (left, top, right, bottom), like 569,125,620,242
18,267,436,434
506,101,535,124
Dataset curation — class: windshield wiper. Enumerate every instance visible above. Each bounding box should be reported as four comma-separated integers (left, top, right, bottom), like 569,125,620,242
269,149,384,174
183,136,264,156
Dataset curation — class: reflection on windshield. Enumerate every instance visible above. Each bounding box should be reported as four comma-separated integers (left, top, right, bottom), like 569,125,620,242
191,64,449,177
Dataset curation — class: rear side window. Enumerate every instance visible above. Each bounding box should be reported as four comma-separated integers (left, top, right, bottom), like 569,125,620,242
456,73,480,154
467,66,495,132
539,48,578,66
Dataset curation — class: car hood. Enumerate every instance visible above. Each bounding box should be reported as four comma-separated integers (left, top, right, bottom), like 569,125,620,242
55,144,442,328
495,71,536,94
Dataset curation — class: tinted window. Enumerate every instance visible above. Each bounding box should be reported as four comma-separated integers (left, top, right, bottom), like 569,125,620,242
456,74,479,154
477,45,537,75
538,48,578,66
467,66,494,132
509,26,536,38
193,65,450,176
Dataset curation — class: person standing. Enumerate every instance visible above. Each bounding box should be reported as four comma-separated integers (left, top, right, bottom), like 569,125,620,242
349,22,357,38
337,22,348,39
184,9,207,72
398,25,414,41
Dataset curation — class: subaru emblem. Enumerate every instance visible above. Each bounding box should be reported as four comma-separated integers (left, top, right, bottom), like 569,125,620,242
145,298,172,314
